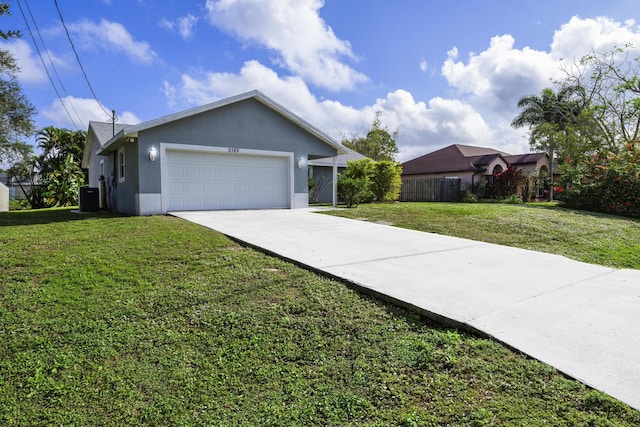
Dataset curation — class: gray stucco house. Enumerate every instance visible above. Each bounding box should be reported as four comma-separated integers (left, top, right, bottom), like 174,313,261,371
82,90,348,215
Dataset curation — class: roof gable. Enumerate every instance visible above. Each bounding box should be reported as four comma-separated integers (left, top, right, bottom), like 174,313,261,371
82,121,131,168
97,90,346,156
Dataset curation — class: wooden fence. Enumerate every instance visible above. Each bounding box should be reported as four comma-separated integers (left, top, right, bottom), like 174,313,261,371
400,178,461,202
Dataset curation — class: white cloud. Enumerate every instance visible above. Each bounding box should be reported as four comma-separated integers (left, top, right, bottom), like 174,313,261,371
163,61,499,161
159,13,199,40
442,35,560,112
68,19,158,64
551,16,640,59
163,15,640,162
204,0,368,91
0,39,57,85
419,59,428,72
437,15,640,158
42,96,141,130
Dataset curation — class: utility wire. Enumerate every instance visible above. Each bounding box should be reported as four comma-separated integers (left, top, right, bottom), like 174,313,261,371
53,0,112,121
23,0,84,128
15,0,81,130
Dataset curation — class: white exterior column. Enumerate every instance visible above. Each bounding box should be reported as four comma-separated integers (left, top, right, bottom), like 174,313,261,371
332,156,338,207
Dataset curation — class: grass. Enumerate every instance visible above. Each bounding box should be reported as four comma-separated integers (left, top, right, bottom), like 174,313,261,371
1,208,639,426
323,202,640,270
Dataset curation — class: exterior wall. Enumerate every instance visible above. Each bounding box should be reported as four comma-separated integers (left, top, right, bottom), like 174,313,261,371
0,182,8,211
486,157,509,175
311,165,344,204
517,157,549,178
115,141,139,215
133,98,337,214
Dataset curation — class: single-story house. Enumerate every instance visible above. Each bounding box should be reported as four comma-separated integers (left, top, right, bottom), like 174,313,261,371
308,148,367,204
82,90,348,215
402,144,554,198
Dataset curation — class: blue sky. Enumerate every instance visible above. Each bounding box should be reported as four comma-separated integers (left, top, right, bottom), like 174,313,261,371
3,0,640,161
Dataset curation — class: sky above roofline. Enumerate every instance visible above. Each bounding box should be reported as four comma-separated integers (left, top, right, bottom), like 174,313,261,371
2,0,639,161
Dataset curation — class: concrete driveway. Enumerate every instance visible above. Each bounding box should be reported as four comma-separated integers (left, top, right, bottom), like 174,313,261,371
172,208,640,411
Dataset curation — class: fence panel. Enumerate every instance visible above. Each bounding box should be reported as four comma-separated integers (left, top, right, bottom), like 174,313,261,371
400,178,461,202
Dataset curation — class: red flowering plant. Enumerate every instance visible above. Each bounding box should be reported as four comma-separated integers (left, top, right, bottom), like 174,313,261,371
560,141,640,218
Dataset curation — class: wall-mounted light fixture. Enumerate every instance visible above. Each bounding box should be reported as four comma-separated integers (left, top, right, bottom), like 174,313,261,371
149,146,157,162
297,156,306,169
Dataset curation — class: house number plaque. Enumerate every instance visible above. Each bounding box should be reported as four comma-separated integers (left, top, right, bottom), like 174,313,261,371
228,147,240,153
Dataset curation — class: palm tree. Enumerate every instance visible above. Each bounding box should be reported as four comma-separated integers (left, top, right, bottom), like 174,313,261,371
511,86,584,201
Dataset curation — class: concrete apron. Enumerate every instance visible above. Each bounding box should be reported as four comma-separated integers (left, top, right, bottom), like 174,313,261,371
171,209,640,411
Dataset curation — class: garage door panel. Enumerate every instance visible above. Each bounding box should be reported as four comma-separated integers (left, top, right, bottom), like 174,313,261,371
165,149,289,211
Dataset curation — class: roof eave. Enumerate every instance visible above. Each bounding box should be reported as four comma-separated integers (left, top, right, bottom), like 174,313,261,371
97,129,135,156
96,90,347,156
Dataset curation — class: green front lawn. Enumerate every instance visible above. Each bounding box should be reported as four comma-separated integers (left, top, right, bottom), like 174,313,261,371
323,202,640,270
1,208,639,426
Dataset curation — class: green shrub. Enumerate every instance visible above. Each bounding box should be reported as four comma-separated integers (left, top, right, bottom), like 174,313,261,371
461,190,478,203
560,168,640,218
337,175,371,208
337,158,402,206
369,160,402,202
9,199,31,210
503,194,523,204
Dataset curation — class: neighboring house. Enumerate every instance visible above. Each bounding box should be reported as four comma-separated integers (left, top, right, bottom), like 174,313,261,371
308,149,367,204
82,90,348,215
0,171,30,201
402,144,552,198
0,182,8,211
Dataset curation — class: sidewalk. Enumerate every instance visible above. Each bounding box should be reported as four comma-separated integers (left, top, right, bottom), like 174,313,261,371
172,209,640,411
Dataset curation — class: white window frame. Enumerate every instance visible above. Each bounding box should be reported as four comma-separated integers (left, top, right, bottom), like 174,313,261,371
118,147,125,183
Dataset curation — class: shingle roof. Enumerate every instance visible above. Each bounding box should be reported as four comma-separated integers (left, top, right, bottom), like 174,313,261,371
402,144,506,175
503,153,546,165
82,121,132,169
401,144,546,176
89,121,131,148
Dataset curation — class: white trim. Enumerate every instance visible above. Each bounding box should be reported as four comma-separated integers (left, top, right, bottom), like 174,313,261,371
160,143,294,214
332,156,338,207
99,90,348,156
117,147,125,183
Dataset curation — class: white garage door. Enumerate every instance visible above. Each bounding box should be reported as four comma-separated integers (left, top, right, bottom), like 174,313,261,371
165,149,290,211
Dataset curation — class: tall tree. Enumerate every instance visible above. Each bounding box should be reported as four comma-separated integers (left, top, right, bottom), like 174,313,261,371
511,86,584,200
0,2,35,167
36,126,87,206
561,45,640,152
36,126,85,174
343,111,399,161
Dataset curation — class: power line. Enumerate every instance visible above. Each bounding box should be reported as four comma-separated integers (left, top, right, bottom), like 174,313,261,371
53,0,112,121
15,0,81,130
23,0,84,128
